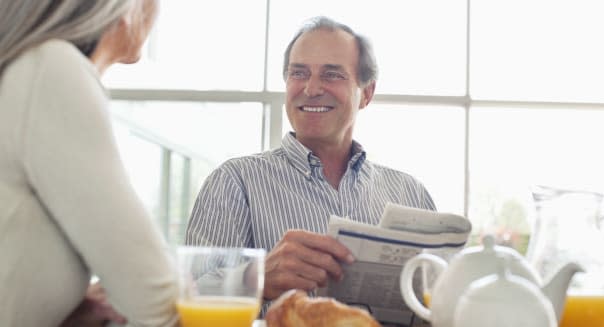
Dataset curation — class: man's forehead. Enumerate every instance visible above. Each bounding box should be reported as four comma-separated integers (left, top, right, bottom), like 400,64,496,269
293,28,356,50
289,29,359,70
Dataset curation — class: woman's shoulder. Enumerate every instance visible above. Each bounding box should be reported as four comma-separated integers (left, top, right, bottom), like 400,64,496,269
4,39,107,129
2,39,101,114
30,40,103,99
11,39,97,83
36,39,83,59
37,39,95,74
15,39,83,66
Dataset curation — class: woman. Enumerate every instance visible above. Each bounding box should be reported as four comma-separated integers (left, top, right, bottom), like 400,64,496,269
0,0,179,326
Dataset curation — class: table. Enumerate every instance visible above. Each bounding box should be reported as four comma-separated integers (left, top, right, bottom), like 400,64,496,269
255,319,431,326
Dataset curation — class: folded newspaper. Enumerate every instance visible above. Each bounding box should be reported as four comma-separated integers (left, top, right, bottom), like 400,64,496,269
319,203,472,326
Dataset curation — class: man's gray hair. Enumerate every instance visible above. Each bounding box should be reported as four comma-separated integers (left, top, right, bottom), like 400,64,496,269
0,0,134,75
282,16,378,87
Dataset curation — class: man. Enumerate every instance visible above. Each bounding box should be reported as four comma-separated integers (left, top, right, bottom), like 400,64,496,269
186,16,435,303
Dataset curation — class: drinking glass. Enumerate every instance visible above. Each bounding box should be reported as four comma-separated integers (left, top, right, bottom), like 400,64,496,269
176,246,265,327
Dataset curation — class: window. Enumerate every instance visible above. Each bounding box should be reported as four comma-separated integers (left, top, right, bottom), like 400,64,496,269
110,100,263,242
469,106,604,251
104,0,267,90
106,1,604,248
355,104,466,215
471,0,604,102
267,0,467,95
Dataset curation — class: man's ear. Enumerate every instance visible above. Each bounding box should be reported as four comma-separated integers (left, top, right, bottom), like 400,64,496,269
359,81,376,109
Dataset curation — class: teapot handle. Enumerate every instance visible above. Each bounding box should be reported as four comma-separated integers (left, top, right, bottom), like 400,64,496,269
400,253,447,322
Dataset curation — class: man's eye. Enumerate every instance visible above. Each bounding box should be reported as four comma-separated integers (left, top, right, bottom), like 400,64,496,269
289,70,308,79
322,71,346,81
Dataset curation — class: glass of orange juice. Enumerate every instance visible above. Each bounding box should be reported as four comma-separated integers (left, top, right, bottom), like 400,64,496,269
176,246,265,327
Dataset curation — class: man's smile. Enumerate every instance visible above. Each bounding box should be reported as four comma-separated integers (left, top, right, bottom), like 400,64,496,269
298,106,334,112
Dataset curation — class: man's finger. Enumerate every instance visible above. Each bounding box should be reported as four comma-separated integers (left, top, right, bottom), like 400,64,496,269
283,230,355,264
280,241,344,280
264,270,318,300
278,251,332,283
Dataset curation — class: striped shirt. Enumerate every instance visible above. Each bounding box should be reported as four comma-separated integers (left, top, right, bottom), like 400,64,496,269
186,132,436,250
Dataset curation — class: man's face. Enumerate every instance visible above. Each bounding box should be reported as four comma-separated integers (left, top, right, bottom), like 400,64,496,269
285,28,374,147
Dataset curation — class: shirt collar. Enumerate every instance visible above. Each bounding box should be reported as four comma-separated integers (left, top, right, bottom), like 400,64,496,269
282,132,367,178
349,140,367,171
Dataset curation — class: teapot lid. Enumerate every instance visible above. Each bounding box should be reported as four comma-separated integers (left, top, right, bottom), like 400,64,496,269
449,235,541,285
453,255,558,327
465,256,543,302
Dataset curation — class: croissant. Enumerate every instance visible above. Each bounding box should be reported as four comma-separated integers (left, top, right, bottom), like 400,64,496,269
265,289,382,327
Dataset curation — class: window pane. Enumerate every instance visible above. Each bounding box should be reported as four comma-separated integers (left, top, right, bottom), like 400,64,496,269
471,0,604,102
468,107,604,252
356,105,465,214
103,0,267,91
110,101,264,243
283,105,466,214
111,101,263,162
112,122,164,212
268,0,467,95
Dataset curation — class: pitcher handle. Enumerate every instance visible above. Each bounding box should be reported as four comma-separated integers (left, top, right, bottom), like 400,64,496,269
400,253,447,322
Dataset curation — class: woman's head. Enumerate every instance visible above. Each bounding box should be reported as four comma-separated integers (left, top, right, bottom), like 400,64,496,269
117,0,159,64
89,0,159,72
0,0,158,74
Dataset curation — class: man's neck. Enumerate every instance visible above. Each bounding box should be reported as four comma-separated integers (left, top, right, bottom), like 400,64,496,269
302,139,353,190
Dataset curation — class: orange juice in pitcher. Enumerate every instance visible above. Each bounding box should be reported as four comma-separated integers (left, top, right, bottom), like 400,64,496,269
528,186,604,327
560,295,604,327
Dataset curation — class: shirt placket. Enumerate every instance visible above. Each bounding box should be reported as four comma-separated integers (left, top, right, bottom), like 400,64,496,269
309,157,343,217
338,166,359,219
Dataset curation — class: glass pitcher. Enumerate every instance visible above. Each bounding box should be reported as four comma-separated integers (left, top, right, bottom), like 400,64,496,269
527,185,604,327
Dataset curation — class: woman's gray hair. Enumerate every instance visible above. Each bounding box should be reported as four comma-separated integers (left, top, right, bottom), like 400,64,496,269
282,16,378,87
0,0,134,75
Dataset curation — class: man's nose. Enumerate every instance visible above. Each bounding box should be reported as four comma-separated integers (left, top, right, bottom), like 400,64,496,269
304,75,324,97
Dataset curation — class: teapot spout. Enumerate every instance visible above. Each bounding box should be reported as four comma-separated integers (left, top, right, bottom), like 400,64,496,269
542,262,584,322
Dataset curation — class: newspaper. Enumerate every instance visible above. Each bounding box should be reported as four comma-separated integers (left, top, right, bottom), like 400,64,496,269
320,203,471,326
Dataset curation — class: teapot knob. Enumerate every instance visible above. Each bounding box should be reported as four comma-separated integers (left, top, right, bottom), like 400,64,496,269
482,234,495,250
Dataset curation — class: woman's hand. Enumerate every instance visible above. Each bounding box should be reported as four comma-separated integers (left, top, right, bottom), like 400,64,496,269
60,282,128,327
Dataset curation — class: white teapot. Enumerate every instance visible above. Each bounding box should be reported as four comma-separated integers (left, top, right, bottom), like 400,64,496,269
453,254,557,327
399,235,582,327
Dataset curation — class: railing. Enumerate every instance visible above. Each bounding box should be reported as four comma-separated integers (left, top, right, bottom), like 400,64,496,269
110,109,215,244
